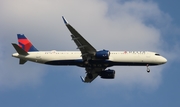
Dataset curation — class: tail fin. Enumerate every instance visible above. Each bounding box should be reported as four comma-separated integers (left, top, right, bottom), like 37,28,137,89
17,34,38,52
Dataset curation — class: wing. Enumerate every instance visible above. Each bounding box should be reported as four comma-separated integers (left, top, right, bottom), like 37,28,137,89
80,68,104,83
62,16,96,60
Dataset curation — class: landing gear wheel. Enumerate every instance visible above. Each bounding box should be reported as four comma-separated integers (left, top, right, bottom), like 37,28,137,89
146,64,150,73
85,61,89,65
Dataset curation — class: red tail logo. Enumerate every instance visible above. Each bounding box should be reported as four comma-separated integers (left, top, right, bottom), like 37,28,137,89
17,34,38,52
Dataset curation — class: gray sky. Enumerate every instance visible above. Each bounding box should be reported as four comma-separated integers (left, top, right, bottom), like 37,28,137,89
0,0,180,107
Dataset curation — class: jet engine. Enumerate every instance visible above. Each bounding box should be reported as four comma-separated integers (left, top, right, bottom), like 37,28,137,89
95,50,110,59
100,69,115,79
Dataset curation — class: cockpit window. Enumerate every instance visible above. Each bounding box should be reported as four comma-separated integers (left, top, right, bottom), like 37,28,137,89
155,53,160,56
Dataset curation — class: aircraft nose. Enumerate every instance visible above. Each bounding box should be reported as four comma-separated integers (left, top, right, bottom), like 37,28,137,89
161,57,167,64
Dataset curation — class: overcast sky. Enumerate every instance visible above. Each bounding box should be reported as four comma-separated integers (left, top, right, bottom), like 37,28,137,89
0,0,180,107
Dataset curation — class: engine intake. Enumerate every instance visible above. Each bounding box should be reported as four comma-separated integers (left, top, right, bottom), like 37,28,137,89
100,69,115,79
95,50,110,59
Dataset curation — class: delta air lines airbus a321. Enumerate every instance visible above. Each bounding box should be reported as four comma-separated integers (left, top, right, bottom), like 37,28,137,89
12,16,167,83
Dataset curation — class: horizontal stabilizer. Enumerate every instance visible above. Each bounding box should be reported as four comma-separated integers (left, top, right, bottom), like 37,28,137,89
12,43,29,55
19,59,27,64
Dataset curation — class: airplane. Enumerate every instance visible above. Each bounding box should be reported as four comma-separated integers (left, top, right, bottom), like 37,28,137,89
12,16,167,83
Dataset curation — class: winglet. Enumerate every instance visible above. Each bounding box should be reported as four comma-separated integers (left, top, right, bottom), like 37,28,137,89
62,16,69,25
80,76,85,82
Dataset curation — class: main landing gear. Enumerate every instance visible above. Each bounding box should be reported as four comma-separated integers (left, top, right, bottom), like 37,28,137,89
85,67,94,79
147,64,150,73
87,73,93,79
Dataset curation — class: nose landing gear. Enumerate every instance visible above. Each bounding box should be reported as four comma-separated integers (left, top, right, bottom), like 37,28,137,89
147,64,150,73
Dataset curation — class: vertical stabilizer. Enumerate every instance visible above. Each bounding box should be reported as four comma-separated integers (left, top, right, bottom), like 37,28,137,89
17,34,38,52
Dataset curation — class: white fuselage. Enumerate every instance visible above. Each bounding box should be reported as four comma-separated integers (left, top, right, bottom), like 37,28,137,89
12,50,167,67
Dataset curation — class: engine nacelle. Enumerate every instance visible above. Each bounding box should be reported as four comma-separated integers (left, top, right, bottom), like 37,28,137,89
95,50,110,59
100,69,115,79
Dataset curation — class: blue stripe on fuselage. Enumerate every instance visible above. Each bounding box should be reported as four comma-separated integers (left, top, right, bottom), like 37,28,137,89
45,59,84,65
44,60,159,67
